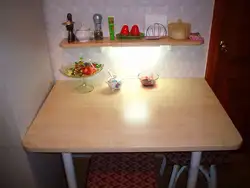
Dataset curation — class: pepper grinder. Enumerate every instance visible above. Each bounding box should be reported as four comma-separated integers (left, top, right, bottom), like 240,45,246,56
93,14,103,40
62,13,76,43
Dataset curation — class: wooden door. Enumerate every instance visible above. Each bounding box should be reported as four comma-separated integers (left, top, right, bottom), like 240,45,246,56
206,0,250,150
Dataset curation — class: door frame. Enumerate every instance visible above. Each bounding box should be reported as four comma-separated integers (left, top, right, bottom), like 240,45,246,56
205,0,224,89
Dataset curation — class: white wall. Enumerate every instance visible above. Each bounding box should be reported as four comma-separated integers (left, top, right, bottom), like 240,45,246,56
0,0,66,187
0,80,36,188
43,0,214,80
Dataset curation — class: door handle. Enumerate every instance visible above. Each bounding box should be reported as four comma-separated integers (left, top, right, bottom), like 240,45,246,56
220,40,228,52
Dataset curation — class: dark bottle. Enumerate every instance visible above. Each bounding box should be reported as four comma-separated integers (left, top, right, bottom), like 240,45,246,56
93,14,103,40
62,13,76,43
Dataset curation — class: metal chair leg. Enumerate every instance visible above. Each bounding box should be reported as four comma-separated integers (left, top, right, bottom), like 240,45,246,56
160,155,167,176
199,165,217,188
168,164,217,188
168,165,180,188
168,165,187,188
155,154,167,176
176,166,187,181
199,165,210,183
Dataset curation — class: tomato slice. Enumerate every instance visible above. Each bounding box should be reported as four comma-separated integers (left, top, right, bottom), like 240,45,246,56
82,68,88,74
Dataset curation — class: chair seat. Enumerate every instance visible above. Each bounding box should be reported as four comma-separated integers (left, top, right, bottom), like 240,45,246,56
86,153,157,188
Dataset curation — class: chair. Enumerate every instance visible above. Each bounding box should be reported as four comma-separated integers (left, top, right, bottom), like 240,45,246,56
165,152,230,188
86,153,160,188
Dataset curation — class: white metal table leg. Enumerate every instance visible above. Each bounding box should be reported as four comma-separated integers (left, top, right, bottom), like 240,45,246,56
187,152,202,188
62,153,77,188
209,165,217,188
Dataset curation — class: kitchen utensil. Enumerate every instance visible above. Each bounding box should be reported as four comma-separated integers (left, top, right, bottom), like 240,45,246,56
108,16,115,40
138,71,159,87
130,25,140,36
62,13,76,43
168,19,191,40
116,33,144,39
146,23,167,37
189,32,204,43
75,25,93,42
93,14,103,40
120,25,130,36
106,70,122,91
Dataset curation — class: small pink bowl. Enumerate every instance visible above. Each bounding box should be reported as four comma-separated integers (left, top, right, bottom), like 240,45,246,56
138,72,159,87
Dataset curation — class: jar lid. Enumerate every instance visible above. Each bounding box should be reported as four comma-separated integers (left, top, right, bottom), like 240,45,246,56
78,24,91,31
168,19,189,28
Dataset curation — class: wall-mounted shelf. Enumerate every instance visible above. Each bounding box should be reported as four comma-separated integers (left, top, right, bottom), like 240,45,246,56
59,37,203,48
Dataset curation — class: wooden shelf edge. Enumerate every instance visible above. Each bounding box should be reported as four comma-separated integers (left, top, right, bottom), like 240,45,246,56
59,37,204,48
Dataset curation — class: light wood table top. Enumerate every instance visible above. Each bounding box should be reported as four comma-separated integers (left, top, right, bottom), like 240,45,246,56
23,79,242,153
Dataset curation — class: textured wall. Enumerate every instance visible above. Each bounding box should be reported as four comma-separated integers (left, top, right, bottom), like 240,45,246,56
43,0,214,80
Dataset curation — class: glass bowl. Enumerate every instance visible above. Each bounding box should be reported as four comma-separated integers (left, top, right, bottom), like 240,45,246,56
60,63,104,93
138,72,159,87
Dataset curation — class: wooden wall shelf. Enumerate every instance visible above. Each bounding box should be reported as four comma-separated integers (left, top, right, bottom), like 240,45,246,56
60,37,203,48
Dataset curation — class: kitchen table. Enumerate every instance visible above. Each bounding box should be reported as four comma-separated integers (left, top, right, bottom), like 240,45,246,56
23,79,242,188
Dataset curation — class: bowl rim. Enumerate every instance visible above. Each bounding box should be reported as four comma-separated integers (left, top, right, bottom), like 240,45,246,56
138,72,159,80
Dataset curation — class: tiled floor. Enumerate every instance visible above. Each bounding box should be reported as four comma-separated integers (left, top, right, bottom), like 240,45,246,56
74,152,250,188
